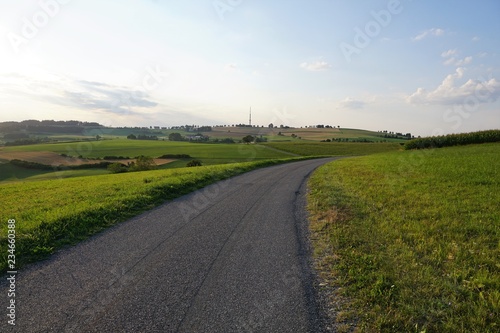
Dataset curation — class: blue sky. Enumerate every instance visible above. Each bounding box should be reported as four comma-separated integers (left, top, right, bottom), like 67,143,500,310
0,0,499,135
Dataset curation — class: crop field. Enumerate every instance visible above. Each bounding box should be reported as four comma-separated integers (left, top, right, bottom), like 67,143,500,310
0,157,315,272
308,143,500,332
0,138,400,183
264,141,402,156
0,139,290,163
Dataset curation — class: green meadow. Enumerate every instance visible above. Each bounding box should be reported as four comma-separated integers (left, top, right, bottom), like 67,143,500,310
0,138,404,183
1,139,290,163
308,143,500,332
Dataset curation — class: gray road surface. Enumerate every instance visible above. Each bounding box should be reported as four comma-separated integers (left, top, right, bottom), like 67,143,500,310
1,158,337,332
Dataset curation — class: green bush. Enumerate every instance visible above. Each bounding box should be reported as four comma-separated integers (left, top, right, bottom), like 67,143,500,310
186,159,202,167
107,163,127,174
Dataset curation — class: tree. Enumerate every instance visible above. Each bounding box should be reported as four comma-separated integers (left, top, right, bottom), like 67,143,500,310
168,132,183,141
127,134,137,140
242,135,254,144
268,123,274,128
130,156,156,171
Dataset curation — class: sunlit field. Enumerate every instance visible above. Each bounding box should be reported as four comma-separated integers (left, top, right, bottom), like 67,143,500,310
308,143,500,332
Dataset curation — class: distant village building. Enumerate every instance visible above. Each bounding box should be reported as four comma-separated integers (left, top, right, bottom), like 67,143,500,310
186,134,209,141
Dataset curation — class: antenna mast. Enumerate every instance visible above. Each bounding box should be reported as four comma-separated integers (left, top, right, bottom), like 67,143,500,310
249,107,252,126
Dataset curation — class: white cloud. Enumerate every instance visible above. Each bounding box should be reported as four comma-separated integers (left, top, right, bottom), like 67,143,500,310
472,36,480,42
338,97,365,109
443,56,473,66
300,61,331,71
224,63,239,72
441,49,472,66
412,28,445,41
407,68,500,105
455,56,473,66
441,49,457,58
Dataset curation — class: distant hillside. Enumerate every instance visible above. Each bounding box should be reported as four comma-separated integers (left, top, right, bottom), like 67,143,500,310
206,126,412,142
0,120,103,135
0,120,412,144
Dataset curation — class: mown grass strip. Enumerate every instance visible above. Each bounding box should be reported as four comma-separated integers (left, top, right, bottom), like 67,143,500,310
0,157,315,273
308,143,499,332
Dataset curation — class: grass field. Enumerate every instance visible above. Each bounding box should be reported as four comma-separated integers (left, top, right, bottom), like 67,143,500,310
0,140,295,183
0,139,291,163
0,157,315,272
307,143,500,332
0,138,403,183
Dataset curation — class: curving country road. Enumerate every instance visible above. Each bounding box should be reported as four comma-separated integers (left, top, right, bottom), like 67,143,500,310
1,158,337,333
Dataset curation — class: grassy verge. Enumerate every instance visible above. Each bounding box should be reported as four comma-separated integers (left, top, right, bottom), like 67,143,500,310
0,157,314,273
308,143,499,332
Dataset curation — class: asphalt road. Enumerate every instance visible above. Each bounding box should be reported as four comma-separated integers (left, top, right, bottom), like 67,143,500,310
1,158,337,333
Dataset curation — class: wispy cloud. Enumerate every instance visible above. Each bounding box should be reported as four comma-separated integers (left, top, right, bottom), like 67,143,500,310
224,63,239,72
441,49,472,66
1,73,158,117
443,56,472,66
407,68,500,105
441,49,458,58
60,80,157,116
338,97,365,109
300,61,331,71
412,28,445,41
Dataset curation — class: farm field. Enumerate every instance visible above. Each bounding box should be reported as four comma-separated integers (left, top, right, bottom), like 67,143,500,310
0,139,289,162
0,136,405,183
308,142,500,332
0,139,292,182
264,141,402,156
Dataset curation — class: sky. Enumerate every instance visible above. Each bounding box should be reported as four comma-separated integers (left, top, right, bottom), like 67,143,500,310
0,0,499,136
